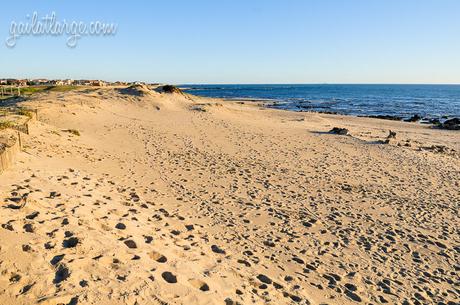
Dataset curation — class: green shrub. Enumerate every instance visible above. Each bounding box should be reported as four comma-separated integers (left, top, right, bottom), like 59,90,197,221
0,121,13,130
15,108,33,118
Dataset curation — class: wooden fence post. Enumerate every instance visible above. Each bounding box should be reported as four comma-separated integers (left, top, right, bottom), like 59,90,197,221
18,131,22,150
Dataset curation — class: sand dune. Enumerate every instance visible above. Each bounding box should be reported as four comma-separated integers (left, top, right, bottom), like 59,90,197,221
0,87,459,305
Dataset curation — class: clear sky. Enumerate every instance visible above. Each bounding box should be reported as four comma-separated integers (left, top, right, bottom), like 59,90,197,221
1,0,459,84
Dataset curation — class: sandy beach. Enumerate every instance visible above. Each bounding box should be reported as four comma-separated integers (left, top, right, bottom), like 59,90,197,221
0,86,459,305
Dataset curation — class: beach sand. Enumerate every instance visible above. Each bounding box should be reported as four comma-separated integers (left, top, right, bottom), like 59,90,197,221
0,86,459,305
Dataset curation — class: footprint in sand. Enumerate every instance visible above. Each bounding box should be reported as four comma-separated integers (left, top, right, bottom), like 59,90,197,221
161,272,177,284
115,222,126,230
63,237,79,248
149,251,167,263
123,239,137,249
189,279,210,292
53,263,71,285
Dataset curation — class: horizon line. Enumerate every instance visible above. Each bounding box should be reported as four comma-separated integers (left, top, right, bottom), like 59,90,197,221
2,77,460,86
178,83,460,86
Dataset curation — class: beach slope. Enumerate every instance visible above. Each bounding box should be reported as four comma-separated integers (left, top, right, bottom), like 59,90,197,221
0,87,458,305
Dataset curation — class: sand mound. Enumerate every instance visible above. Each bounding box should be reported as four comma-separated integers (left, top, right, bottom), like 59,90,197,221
118,84,154,97
154,85,183,94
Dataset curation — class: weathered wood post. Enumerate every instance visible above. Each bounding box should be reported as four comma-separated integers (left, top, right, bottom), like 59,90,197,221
18,131,22,150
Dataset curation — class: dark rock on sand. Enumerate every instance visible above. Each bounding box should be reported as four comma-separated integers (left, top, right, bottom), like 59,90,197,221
387,130,397,139
362,115,402,121
330,127,349,136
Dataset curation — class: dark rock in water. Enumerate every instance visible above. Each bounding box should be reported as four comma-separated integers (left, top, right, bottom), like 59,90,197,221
363,115,402,121
329,127,349,136
316,110,339,115
405,114,422,122
421,118,440,125
439,118,460,130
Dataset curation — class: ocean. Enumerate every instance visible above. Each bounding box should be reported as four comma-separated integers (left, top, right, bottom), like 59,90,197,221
180,84,460,120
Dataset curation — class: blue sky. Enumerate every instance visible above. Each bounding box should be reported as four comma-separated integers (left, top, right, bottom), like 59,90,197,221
1,0,459,84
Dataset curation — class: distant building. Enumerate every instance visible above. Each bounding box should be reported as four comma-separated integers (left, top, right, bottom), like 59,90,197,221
6,79,27,86
91,80,106,86
50,80,64,86
29,79,50,86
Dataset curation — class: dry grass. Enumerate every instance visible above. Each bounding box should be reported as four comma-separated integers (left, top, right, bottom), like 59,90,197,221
64,129,81,136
